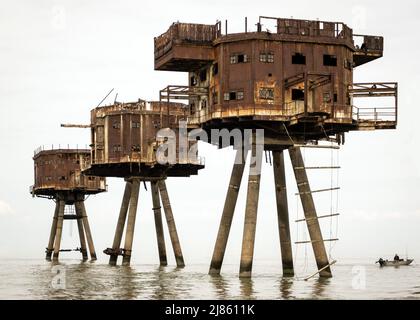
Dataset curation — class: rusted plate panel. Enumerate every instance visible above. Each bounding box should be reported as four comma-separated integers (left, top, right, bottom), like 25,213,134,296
154,16,396,144
32,149,106,196
86,101,204,178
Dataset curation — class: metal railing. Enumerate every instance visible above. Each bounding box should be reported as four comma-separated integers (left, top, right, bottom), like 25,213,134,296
349,82,398,124
257,16,353,44
353,34,384,52
154,22,221,59
352,107,396,122
33,145,90,157
32,173,106,193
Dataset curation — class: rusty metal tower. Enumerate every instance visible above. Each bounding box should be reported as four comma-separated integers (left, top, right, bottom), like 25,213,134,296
31,148,107,261
81,100,204,266
154,16,397,277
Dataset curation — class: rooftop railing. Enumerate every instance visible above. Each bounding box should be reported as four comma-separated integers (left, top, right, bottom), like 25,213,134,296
154,22,221,59
154,16,386,61
33,145,90,157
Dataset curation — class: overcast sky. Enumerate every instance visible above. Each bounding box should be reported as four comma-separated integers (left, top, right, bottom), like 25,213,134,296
1,0,419,272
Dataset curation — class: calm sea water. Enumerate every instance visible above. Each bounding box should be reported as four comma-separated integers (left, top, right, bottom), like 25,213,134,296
0,259,419,300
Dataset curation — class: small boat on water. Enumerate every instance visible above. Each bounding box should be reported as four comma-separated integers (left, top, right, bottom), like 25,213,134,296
376,258,414,267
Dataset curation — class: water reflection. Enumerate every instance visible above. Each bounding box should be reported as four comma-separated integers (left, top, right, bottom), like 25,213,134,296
239,277,255,299
311,277,331,299
9,259,417,300
114,265,138,299
209,274,229,299
279,277,294,299
150,266,169,300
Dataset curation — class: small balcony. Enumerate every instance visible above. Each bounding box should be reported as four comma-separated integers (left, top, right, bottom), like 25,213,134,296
353,35,384,67
349,82,398,130
154,22,220,71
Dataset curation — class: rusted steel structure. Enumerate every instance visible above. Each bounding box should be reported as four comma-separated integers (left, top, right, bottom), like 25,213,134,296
31,148,106,261
82,100,204,266
154,16,397,277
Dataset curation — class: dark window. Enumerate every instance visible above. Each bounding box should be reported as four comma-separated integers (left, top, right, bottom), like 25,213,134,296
292,89,305,101
212,63,218,75
323,54,337,66
333,93,338,103
88,176,95,181
231,54,248,64
131,121,140,128
224,91,243,101
113,145,122,152
292,53,306,65
190,103,195,115
112,122,121,129
259,88,274,100
59,176,67,181
199,69,207,82
190,76,197,86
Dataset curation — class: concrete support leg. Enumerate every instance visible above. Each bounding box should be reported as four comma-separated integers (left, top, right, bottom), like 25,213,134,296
109,181,132,265
209,148,248,275
46,201,60,261
239,135,263,278
158,180,185,268
75,202,88,261
289,147,332,277
79,201,97,261
52,200,65,261
122,179,140,266
273,150,294,276
151,181,168,266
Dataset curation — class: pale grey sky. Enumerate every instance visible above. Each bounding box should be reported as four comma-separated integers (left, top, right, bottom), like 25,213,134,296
0,0,419,271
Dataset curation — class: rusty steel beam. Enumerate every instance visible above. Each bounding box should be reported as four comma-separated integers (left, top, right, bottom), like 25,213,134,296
75,202,88,261
273,151,294,276
60,124,91,128
289,147,332,277
122,179,141,266
52,200,66,261
239,134,263,278
109,181,132,266
79,201,97,261
151,181,168,266
46,201,60,261
158,180,185,268
209,148,248,275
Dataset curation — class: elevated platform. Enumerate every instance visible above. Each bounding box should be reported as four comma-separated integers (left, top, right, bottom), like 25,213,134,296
154,17,384,71
154,23,219,71
353,35,384,67
32,148,107,198
82,162,204,179
160,81,397,143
